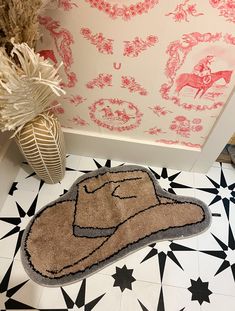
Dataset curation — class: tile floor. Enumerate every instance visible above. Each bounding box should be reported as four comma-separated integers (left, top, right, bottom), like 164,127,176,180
1,155,235,311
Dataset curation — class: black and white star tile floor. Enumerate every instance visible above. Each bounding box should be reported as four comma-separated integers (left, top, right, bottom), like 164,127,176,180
1,155,235,310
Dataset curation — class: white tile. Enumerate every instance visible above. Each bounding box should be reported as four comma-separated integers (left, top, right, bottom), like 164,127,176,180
36,183,65,209
162,250,200,289
212,162,221,168
77,156,105,171
38,287,67,309
221,163,234,170
59,170,83,191
163,284,201,311
206,166,223,182
198,252,235,297
62,279,84,302
173,235,198,250
10,280,43,310
201,293,235,311
86,274,122,311
0,257,12,284
0,229,19,259
120,281,160,311
0,190,39,217
193,189,217,207
14,165,41,193
197,204,229,251
0,191,42,259
150,166,195,197
220,167,235,187
36,193,59,210
0,292,9,310
228,205,235,234
0,258,12,310
78,156,124,171
194,173,217,193
66,154,82,171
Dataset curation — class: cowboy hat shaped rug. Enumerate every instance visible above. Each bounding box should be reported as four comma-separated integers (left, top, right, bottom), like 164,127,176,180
21,165,211,286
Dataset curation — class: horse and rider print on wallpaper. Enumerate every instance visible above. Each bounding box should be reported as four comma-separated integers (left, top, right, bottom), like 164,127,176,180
38,0,235,149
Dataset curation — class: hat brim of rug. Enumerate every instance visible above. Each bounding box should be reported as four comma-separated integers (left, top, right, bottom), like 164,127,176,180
21,165,211,286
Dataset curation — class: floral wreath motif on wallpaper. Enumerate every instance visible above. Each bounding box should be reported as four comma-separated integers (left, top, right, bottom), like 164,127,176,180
123,35,158,57
89,98,143,132
68,95,87,106
67,95,88,126
160,32,234,111
209,0,235,23
81,28,114,55
86,74,113,89
49,96,89,126
149,105,172,116
70,116,89,126
169,116,203,138
144,115,203,148
156,139,202,148
145,127,166,135
85,0,159,20
58,0,78,11
121,76,148,95
39,16,77,88
85,74,148,95
81,28,158,58
165,0,204,23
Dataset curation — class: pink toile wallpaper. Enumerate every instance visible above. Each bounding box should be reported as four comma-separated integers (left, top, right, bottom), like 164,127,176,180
37,0,235,149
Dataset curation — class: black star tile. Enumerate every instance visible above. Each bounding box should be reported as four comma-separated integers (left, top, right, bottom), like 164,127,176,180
61,279,105,310
79,159,123,174
38,180,45,191
60,189,68,197
196,166,235,220
0,194,39,257
112,265,136,292
94,159,111,168
141,242,195,282
65,167,79,172
188,277,212,305
138,299,149,311
0,261,13,293
25,171,37,179
8,182,18,196
200,224,235,281
149,167,192,194
157,286,165,311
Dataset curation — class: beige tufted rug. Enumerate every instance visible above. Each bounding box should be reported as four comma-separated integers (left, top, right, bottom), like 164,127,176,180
21,165,211,286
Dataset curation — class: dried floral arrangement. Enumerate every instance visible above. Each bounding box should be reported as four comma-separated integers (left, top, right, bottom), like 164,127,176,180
0,41,65,134
0,0,49,49
0,0,65,136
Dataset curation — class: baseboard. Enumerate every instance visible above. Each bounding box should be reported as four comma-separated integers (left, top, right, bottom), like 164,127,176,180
0,137,23,209
63,128,200,171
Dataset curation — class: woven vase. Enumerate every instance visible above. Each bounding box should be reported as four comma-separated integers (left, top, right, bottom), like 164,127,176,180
15,112,66,184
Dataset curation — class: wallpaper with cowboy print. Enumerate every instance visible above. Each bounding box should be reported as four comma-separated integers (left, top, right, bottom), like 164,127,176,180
37,0,235,149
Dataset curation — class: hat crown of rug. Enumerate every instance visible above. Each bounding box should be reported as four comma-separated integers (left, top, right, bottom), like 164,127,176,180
74,169,162,237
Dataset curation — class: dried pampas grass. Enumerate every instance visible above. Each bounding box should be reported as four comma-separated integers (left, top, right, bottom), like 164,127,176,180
0,0,50,49
0,41,65,135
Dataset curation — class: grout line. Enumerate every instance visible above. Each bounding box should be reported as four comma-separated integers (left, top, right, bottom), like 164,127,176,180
209,292,235,298
0,256,14,261
98,272,162,286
